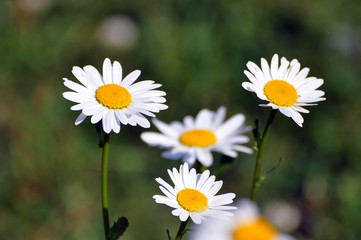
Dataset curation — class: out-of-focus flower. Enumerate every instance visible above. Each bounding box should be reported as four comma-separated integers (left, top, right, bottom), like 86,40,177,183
17,0,51,14
328,24,361,57
189,199,296,240
63,58,167,133
264,200,301,233
96,15,138,50
153,163,236,224
242,54,325,127
141,106,253,167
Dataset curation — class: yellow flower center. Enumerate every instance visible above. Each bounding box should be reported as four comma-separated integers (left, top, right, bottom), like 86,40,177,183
177,188,208,212
264,80,298,107
179,129,217,147
95,84,132,109
233,218,277,240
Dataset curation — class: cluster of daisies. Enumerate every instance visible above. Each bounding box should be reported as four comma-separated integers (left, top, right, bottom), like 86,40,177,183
63,54,325,239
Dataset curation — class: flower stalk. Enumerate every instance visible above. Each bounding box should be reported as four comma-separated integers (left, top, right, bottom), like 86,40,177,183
250,109,277,201
174,219,189,240
101,133,111,239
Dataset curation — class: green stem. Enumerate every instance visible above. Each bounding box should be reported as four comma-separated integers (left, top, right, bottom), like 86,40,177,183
250,109,277,201
174,219,189,240
101,133,110,239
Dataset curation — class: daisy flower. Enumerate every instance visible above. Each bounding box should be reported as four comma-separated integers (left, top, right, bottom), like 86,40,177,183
62,58,168,133
141,107,253,167
189,199,296,240
242,54,325,127
153,163,236,224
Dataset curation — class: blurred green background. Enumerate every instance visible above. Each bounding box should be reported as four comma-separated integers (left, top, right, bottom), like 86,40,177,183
1,0,361,239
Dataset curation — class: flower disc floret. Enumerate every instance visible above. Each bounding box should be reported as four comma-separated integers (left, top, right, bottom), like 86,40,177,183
177,188,208,212
232,217,276,240
95,84,132,109
264,80,298,107
179,129,217,147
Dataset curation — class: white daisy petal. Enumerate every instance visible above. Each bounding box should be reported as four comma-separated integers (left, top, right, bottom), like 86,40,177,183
75,113,87,125
102,58,112,84
171,208,182,217
156,177,177,196
217,149,238,158
279,107,292,117
114,110,128,125
132,90,167,98
241,82,256,92
298,78,324,93
277,58,290,80
179,210,189,221
242,54,325,127
195,109,212,127
62,58,167,133
183,115,195,129
287,60,301,81
90,107,107,124
63,79,94,96
110,111,121,133
159,186,177,200
84,65,104,85
205,181,223,197
246,62,265,83
102,111,114,133
270,54,279,79
161,150,184,160
199,175,216,193
130,113,151,128
154,163,236,224
190,213,202,224
112,61,123,84
204,209,234,219
294,67,310,84
121,70,141,88
261,57,272,80
181,153,195,166
63,92,91,103
71,67,99,90
292,106,309,113
196,149,213,167
154,196,179,209
196,170,210,189
289,109,304,127
140,133,177,147
215,114,245,139
76,102,101,116
213,106,226,128
130,102,167,113
152,118,180,137
70,102,89,111
208,193,235,206
232,145,254,154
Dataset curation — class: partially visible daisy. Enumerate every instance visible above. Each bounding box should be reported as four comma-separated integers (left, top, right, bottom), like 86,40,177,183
141,107,253,167
242,54,325,127
153,163,236,224
189,199,296,240
62,58,168,133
